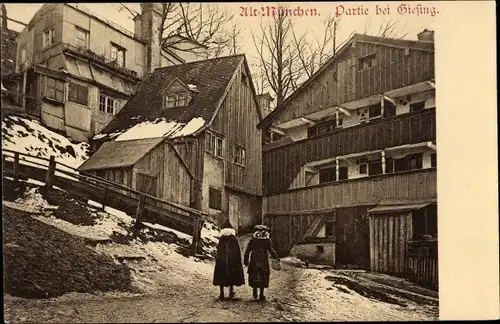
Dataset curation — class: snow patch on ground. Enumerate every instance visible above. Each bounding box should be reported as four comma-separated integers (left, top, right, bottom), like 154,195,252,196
2,116,90,169
13,187,58,213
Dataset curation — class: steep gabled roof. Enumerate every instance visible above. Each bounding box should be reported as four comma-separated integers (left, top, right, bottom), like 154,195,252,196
258,33,435,129
97,54,246,140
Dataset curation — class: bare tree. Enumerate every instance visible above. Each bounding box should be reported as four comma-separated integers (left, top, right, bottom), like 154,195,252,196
252,10,303,107
291,13,342,79
363,19,408,39
228,23,242,55
119,3,235,58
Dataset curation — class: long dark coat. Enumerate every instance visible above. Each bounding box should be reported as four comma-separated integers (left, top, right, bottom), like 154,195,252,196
212,230,245,287
243,233,279,288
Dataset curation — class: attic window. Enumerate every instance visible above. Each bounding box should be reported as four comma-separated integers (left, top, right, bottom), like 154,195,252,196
358,53,377,71
43,28,55,48
164,93,186,108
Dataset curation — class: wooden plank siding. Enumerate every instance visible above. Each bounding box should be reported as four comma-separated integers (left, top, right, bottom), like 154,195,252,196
134,140,199,207
209,62,262,196
276,42,434,125
407,240,438,291
369,212,413,277
263,108,436,195
264,168,437,214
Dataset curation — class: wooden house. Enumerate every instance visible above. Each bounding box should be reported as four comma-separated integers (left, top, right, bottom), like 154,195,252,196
78,54,263,233
258,31,437,288
13,3,208,142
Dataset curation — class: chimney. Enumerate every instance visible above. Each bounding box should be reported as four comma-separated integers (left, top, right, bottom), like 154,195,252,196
417,29,434,42
256,92,274,118
137,3,162,74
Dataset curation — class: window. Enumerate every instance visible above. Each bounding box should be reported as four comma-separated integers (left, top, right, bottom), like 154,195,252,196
43,28,55,48
110,43,126,67
412,204,438,240
205,132,224,158
308,120,337,137
359,163,367,174
389,153,423,172
164,93,187,108
384,100,396,117
338,166,348,180
44,76,65,102
407,153,423,170
431,153,437,167
234,146,246,166
68,83,89,106
368,160,383,176
358,53,377,71
99,94,118,114
209,187,222,210
319,167,336,183
368,103,382,118
410,101,425,112
325,214,336,238
76,27,89,49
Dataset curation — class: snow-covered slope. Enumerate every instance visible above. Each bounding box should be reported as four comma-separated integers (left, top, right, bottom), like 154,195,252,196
2,116,90,169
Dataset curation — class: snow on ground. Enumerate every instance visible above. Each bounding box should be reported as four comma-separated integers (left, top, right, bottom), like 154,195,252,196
2,116,90,169
10,187,58,213
287,268,437,321
107,117,205,142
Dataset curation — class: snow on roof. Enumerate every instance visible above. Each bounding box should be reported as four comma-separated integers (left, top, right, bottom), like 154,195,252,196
188,84,198,92
1,82,7,91
114,117,205,142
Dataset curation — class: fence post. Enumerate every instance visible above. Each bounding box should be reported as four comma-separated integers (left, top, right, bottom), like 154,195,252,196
44,156,56,190
134,194,145,230
191,215,201,255
13,152,19,181
101,189,108,211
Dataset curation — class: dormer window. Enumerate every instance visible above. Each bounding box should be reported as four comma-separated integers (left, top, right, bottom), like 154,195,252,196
165,92,187,108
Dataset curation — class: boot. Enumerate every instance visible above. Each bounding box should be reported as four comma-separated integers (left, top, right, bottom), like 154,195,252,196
219,286,225,300
259,288,266,301
252,288,258,299
229,286,236,298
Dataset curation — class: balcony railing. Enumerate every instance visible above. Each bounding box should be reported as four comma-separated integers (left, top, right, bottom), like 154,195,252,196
62,43,140,80
264,108,436,195
264,168,437,214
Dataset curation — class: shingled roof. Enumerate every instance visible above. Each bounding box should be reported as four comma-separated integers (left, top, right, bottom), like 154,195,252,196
96,54,245,141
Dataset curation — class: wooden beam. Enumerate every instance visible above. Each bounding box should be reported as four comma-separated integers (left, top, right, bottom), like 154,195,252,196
336,106,351,117
166,140,195,179
383,95,397,105
134,194,146,230
270,126,285,136
300,117,315,125
5,16,27,26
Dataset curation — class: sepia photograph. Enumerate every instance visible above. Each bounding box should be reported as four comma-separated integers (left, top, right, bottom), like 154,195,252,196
1,2,498,323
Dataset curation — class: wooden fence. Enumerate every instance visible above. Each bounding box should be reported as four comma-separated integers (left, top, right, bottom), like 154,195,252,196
2,149,206,254
407,240,438,291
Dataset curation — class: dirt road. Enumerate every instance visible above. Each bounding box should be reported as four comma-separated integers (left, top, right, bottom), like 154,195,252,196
4,235,438,323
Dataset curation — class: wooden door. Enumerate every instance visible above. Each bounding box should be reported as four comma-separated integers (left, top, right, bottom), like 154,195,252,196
228,194,239,234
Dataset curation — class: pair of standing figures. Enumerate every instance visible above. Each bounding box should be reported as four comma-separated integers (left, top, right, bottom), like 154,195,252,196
213,222,280,301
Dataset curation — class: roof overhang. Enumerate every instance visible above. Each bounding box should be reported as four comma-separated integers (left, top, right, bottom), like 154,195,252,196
368,202,432,215
384,80,435,99
385,141,436,158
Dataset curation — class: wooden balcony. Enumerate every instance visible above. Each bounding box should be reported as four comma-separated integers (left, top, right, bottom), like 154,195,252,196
264,168,437,214
263,108,436,195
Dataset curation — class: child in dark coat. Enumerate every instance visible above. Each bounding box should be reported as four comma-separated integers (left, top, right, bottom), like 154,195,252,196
243,224,280,301
212,220,245,300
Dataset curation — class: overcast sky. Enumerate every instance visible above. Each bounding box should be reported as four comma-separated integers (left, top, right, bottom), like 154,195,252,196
4,2,437,95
